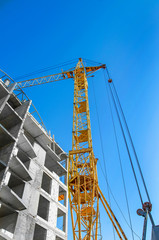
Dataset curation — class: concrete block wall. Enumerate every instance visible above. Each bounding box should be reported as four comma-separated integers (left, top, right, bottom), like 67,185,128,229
0,80,68,240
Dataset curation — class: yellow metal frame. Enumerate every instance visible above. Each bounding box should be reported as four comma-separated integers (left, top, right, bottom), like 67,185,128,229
98,187,128,240
68,59,128,240
68,59,100,240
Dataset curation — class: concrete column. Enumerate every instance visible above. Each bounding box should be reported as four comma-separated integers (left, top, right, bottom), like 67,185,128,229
14,142,46,240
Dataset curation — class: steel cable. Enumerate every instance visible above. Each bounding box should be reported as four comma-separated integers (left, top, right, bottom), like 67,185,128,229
108,83,144,206
105,66,151,204
103,71,134,240
14,58,102,81
91,78,116,240
111,81,151,204
99,159,141,239
14,59,78,80
83,58,103,65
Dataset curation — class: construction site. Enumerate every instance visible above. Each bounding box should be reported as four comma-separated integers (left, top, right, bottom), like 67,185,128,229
0,1,158,240
0,57,158,240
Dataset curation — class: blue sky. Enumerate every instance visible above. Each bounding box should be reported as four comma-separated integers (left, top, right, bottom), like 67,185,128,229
1,0,159,239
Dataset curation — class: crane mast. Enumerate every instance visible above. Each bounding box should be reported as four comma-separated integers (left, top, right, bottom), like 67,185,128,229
69,59,100,240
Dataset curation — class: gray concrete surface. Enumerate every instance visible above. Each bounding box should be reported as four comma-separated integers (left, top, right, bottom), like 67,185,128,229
0,81,68,240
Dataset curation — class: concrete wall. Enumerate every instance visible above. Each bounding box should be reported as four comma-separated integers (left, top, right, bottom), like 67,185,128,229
0,80,68,240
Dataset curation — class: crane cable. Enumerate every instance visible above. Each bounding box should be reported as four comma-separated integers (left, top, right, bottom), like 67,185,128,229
14,59,78,80
108,76,155,227
91,78,116,240
91,76,141,240
105,67,152,206
103,71,135,240
83,58,103,66
111,80,151,204
104,68,145,206
108,80,144,206
14,58,101,81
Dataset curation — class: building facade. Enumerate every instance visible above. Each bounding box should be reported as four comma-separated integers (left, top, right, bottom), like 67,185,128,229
0,74,68,240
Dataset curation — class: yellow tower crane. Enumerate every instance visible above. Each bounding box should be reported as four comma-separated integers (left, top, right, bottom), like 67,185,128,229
14,58,128,240
69,59,101,240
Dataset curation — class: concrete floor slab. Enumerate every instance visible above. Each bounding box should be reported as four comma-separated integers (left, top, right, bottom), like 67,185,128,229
0,103,22,129
18,132,36,158
0,231,12,240
46,146,67,176
0,201,16,218
8,93,21,109
0,82,9,100
0,124,15,148
24,114,51,150
0,185,26,210
9,156,32,181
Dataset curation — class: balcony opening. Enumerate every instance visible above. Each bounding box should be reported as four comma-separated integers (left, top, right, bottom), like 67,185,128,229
17,148,31,170
8,173,25,199
0,212,18,238
0,103,22,138
56,208,66,232
59,153,67,169
56,236,63,240
0,143,14,165
59,173,67,185
37,195,50,221
33,224,47,240
58,186,66,207
41,172,52,195
44,154,56,173
24,130,34,146
55,144,62,156
0,161,6,182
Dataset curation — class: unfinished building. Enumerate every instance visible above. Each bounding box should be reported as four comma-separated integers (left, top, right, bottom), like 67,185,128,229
0,70,68,240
